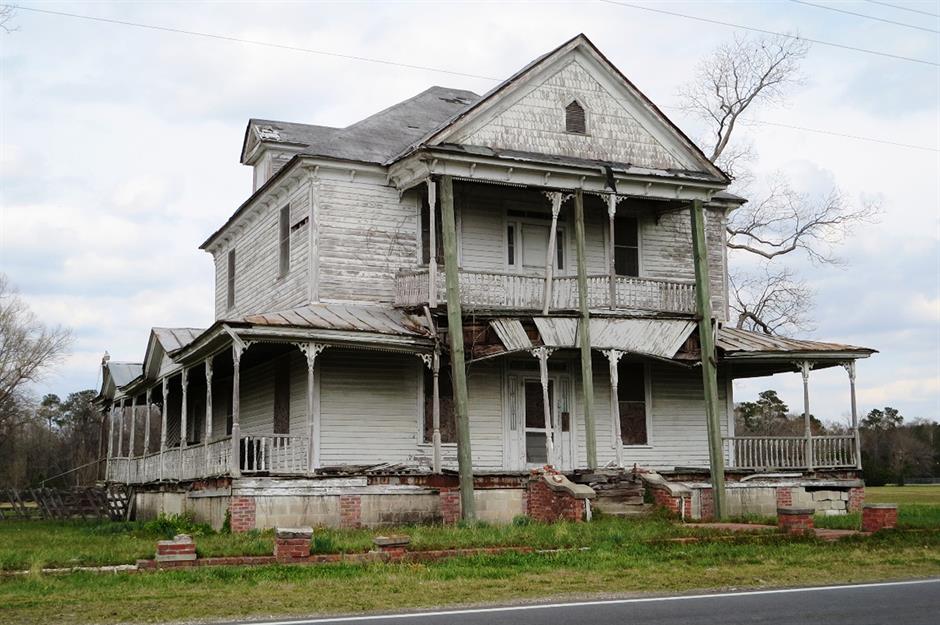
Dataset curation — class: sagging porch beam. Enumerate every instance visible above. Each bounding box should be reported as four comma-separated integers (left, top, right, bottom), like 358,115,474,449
690,198,727,519
573,189,598,470
439,175,475,520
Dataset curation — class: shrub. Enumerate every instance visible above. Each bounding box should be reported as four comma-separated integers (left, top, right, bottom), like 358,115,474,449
144,513,213,538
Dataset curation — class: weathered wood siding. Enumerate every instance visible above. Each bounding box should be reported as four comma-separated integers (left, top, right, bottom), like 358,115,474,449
316,180,417,304
213,179,312,320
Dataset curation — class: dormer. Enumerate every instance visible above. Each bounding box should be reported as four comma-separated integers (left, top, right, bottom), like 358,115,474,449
240,121,313,191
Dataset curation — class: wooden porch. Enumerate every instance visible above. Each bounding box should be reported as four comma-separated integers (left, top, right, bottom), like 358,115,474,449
395,268,697,314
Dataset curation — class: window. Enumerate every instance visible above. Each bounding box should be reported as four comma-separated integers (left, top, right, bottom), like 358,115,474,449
226,249,236,310
565,100,586,134
420,193,443,265
614,215,639,277
507,224,516,266
277,204,291,278
273,358,290,434
506,221,565,271
617,362,648,445
423,359,456,444
555,229,565,270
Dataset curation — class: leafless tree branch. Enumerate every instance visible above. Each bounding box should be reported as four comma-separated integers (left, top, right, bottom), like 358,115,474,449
729,265,814,336
0,5,17,34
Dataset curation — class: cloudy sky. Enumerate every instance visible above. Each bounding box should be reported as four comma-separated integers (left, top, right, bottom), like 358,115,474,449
1,1,937,424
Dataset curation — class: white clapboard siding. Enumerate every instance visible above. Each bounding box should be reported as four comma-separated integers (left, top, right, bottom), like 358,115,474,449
213,179,312,320
317,180,417,304
459,197,506,272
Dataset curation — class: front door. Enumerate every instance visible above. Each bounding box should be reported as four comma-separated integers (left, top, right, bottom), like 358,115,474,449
524,378,553,466
508,374,573,471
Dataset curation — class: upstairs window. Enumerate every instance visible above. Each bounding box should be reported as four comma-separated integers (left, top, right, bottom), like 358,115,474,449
226,249,236,310
614,215,639,277
565,100,586,134
277,204,291,278
617,362,648,445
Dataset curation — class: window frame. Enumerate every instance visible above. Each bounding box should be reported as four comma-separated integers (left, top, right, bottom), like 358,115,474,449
616,361,653,448
226,248,236,311
613,213,641,278
505,216,567,274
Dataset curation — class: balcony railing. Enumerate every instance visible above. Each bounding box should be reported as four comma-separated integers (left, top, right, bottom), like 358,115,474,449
724,435,858,471
395,269,697,314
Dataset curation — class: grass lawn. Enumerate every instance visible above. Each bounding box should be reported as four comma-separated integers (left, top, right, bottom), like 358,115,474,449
867,484,940,505
1,487,939,625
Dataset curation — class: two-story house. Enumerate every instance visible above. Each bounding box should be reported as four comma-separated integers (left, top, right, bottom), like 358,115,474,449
98,35,874,530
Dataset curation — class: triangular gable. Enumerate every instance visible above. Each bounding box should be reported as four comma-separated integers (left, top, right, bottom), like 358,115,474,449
421,34,726,180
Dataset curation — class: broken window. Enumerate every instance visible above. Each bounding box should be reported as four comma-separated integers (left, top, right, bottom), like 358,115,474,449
617,362,648,445
565,100,586,134
273,358,290,434
226,249,236,310
614,214,639,277
423,358,456,444
277,204,291,278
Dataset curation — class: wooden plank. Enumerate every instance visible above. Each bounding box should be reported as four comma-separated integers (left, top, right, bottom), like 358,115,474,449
440,175,475,520
690,199,727,519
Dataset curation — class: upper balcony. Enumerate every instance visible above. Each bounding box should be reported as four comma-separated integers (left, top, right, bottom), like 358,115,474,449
395,268,696,315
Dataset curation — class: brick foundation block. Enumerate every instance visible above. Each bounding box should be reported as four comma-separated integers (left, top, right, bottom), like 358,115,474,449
274,527,313,562
439,488,461,525
374,535,410,562
862,504,897,533
156,534,196,562
777,507,815,535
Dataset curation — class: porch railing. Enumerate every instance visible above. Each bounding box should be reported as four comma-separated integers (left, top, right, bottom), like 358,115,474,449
394,268,697,314
205,437,232,476
239,434,309,474
724,435,858,471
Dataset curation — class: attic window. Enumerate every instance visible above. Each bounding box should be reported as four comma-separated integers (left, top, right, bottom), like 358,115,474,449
565,100,586,134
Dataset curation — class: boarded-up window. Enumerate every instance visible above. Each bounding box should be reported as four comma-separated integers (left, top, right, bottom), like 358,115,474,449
420,193,443,265
565,100,586,134
618,362,648,445
277,204,291,278
423,359,456,444
614,215,639,277
226,249,236,309
273,358,290,434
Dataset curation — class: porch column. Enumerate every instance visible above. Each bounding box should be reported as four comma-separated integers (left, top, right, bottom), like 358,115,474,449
204,358,213,475
427,177,438,309
143,389,152,456
129,396,138,458
432,349,442,474
607,193,617,310
574,189,598,470
117,397,125,458
106,402,115,478
159,379,168,480
533,347,555,466
801,361,814,471
180,368,189,453
844,361,862,470
300,342,327,474
604,349,624,468
231,343,246,478
542,192,562,315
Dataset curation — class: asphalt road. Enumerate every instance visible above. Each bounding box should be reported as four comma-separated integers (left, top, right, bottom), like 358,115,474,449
223,579,940,625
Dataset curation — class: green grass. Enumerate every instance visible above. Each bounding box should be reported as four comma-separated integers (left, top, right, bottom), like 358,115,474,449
867,485,940,505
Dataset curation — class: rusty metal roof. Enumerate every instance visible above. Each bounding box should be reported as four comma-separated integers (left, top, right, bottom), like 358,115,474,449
717,327,876,359
241,303,431,337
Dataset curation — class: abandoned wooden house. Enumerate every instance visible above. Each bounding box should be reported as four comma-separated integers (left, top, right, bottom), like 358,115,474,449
97,35,875,530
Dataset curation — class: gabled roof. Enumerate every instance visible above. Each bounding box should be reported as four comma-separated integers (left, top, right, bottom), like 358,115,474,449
142,327,205,380
241,86,480,165
98,361,143,400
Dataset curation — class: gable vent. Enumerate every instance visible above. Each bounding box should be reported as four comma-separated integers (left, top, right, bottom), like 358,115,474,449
565,100,586,134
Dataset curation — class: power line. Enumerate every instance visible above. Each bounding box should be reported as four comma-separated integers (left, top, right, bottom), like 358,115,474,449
11,5,501,81
13,3,938,152
599,0,940,66
863,0,940,19
789,0,939,34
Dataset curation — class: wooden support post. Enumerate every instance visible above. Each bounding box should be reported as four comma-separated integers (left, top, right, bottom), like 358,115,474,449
439,175,475,520
801,361,814,471
117,398,125,458
432,350,442,474
574,189,597,470
300,342,327,473
844,361,862,470
690,199,727,519
231,344,244,479
159,380,168,481
204,358,213,475
533,347,555,466
128,396,137,458
427,177,438,309
604,349,624,468
143,389,152,456
106,403,115,479
542,192,562,315
607,194,617,310
180,368,189,451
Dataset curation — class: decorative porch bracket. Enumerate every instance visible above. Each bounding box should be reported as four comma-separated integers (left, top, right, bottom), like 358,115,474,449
531,346,556,466
602,349,625,468
297,342,329,473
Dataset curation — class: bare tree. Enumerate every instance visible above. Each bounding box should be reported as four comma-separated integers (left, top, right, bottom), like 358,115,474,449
0,5,16,34
0,274,72,441
681,34,878,334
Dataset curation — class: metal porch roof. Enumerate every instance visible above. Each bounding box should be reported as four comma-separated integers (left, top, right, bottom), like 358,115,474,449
716,327,876,359
241,303,431,337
